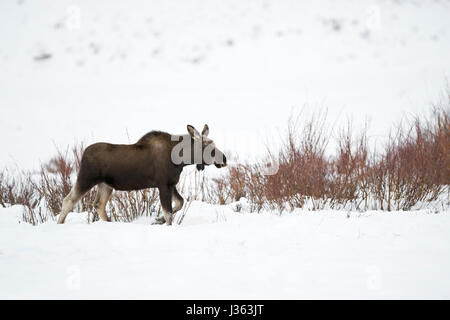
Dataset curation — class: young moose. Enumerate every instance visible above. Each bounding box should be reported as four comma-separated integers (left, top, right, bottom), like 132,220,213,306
57,124,227,225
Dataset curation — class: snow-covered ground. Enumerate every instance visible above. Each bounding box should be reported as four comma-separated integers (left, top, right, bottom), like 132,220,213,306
1,0,450,300
1,0,450,169
1,202,449,299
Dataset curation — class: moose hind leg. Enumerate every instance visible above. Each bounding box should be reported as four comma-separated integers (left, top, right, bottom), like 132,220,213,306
58,183,85,224
94,183,113,222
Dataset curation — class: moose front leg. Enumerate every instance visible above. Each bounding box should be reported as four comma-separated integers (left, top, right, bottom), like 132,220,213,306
171,185,184,213
156,185,174,225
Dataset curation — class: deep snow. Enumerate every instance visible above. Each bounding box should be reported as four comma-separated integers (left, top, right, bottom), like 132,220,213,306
1,0,450,300
1,202,449,299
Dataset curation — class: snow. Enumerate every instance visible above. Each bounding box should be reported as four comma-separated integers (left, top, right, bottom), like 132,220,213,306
1,202,449,299
1,0,450,300
1,0,450,169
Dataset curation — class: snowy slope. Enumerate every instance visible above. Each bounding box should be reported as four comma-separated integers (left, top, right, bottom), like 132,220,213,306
1,0,450,169
1,0,450,300
1,203,449,299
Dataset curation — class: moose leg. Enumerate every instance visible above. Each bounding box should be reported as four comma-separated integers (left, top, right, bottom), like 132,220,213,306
171,186,184,213
93,183,113,222
57,182,86,224
157,185,173,225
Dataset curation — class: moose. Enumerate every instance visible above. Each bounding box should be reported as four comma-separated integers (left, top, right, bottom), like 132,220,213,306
57,124,227,225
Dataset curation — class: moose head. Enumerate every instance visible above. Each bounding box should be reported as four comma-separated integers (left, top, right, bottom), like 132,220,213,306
186,124,227,171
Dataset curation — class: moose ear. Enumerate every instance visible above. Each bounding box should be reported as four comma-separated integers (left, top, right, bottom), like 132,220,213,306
202,124,209,137
187,125,201,140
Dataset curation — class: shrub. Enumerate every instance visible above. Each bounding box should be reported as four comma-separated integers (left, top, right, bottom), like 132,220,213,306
207,101,449,212
1,98,448,224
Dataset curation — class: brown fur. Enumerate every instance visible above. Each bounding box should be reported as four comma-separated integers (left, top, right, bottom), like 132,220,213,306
57,126,226,225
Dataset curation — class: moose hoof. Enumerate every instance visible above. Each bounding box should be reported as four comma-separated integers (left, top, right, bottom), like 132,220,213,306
152,217,166,225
